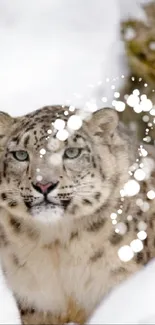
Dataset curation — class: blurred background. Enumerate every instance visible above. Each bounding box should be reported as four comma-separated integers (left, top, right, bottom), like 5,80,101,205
0,0,119,115
0,0,152,116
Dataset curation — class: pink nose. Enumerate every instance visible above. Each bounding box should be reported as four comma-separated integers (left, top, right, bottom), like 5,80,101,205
36,182,53,194
32,181,59,194
33,182,58,195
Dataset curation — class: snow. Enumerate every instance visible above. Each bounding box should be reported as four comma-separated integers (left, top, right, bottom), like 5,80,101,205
89,259,155,324
0,0,154,324
0,261,21,324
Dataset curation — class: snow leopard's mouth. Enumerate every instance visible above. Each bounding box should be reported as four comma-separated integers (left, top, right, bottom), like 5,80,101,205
24,198,71,211
24,197,72,223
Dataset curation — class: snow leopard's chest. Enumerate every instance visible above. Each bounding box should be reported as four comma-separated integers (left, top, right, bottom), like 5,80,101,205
0,222,136,319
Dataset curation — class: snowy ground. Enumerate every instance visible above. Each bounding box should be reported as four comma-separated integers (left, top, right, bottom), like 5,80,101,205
0,262,21,324
89,259,155,324
0,0,155,324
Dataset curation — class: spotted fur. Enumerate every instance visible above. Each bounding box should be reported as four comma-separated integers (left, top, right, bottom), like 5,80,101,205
0,106,155,324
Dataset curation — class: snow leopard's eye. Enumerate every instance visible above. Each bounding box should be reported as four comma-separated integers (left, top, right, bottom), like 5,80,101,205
64,148,81,159
12,150,29,162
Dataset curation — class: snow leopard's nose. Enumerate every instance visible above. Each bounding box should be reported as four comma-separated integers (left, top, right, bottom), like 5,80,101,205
32,182,59,194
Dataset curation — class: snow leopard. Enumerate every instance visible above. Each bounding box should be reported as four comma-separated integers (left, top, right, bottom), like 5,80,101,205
0,105,155,324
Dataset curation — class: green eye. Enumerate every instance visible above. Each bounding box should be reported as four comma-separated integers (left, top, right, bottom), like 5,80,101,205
64,148,81,159
12,150,29,161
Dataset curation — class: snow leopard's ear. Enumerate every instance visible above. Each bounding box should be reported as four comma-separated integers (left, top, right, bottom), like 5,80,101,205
86,108,119,137
0,112,17,147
